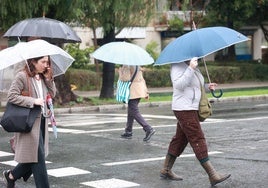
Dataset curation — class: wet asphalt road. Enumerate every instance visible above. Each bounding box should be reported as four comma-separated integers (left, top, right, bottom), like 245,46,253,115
0,99,268,188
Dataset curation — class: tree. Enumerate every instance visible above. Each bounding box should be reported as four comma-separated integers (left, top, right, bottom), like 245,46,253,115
76,0,155,99
1,0,155,101
247,0,268,42
204,0,257,29
203,0,268,61
0,0,81,105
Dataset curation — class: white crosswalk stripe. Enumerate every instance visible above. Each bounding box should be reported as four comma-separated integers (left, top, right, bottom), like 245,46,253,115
47,167,91,177
0,160,52,167
81,178,140,188
0,151,14,157
102,151,223,166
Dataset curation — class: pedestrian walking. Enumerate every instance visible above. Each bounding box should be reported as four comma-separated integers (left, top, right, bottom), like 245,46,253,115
119,65,155,141
3,55,56,188
160,57,230,186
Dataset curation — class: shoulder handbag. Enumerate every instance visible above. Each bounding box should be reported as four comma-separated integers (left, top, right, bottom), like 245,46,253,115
1,103,41,132
116,66,138,103
0,74,41,132
195,72,212,122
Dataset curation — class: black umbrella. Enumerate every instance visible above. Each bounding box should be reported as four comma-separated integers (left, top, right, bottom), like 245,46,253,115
3,17,81,43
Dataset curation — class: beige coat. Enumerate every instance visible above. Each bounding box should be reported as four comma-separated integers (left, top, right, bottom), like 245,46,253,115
118,66,149,99
7,71,56,163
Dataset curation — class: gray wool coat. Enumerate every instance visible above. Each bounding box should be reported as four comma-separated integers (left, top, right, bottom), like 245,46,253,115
7,71,56,163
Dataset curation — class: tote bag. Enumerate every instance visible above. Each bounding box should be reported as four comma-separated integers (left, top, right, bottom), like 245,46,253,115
0,102,41,132
116,80,132,103
116,66,138,104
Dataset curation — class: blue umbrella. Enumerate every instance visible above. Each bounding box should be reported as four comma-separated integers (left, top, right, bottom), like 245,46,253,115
92,41,154,66
155,26,249,65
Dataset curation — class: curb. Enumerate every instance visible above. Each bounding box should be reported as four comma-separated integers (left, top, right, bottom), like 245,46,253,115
1,95,268,116
53,95,268,114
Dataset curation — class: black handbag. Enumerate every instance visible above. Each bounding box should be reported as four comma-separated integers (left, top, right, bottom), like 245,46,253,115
1,72,41,132
0,102,41,133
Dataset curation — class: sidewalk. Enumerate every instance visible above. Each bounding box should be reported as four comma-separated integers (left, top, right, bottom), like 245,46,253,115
74,81,268,97
58,81,268,114
1,81,268,115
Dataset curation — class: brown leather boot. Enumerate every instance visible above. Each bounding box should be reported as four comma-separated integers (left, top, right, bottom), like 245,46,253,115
201,160,231,186
160,153,183,181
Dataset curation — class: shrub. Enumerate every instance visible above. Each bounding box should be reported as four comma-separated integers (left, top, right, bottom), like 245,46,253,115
255,64,268,80
168,17,184,32
66,61,268,91
200,66,241,83
65,68,101,91
143,69,171,87
64,44,94,69
146,41,159,61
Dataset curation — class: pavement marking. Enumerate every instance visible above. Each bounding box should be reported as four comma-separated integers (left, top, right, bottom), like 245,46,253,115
0,151,14,157
50,115,268,136
61,113,175,119
102,151,223,166
47,167,91,177
50,119,248,135
0,160,52,167
255,104,268,107
81,178,140,188
52,119,236,135
203,116,268,124
48,127,86,134
53,124,174,135
56,118,127,127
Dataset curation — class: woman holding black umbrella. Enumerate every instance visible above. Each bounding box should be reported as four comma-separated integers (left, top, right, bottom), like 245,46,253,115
159,57,231,186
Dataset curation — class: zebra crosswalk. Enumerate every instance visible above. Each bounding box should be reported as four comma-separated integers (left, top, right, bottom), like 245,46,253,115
0,150,141,187
0,150,223,187
1,113,227,187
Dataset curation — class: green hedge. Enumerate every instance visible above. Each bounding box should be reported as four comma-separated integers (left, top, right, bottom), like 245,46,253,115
143,69,172,87
65,69,101,91
199,66,241,83
66,62,268,91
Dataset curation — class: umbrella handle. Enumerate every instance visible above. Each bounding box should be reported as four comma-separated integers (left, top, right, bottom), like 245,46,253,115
211,89,223,98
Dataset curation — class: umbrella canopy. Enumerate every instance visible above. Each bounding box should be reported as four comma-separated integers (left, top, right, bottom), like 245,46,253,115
92,41,154,66
0,39,74,77
155,26,250,65
3,17,81,43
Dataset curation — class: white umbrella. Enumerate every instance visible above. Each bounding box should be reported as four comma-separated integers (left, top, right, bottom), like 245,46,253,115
92,41,154,65
0,39,74,91
0,39,74,77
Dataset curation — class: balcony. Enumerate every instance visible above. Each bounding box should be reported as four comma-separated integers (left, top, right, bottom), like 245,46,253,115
154,10,205,31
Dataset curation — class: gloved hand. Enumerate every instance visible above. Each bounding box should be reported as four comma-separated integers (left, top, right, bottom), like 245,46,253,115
189,57,198,69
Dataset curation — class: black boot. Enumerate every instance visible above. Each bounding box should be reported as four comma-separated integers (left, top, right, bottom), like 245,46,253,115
160,153,183,181
201,160,231,186
3,170,15,188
